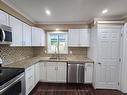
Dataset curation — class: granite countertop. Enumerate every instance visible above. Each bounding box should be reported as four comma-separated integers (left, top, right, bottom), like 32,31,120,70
4,56,94,69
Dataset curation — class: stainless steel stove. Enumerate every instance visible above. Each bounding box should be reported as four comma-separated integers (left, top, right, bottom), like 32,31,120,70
0,67,25,95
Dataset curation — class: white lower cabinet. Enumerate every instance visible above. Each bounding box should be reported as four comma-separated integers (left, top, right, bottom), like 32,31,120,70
25,62,67,95
56,63,67,82
25,65,35,95
46,62,57,82
46,62,67,83
34,63,40,85
84,63,93,83
39,62,47,81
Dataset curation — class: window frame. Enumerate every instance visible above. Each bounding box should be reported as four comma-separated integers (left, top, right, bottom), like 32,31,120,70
47,31,68,54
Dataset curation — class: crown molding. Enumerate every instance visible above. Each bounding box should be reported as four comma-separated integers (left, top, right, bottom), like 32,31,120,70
1,0,35,23
34,20,93,25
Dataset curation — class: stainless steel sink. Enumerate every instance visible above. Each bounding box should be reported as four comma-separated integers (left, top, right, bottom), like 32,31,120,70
49,57,67,60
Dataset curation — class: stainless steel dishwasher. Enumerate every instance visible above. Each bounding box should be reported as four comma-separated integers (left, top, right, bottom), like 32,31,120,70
67,62,84,83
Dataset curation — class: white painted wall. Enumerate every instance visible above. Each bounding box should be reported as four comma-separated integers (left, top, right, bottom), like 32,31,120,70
121,23,127,93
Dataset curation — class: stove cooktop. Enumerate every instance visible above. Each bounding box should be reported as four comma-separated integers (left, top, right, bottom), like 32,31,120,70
0,67,24,86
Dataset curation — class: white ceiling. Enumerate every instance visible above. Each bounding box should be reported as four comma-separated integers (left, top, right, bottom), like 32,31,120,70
3,0,127,24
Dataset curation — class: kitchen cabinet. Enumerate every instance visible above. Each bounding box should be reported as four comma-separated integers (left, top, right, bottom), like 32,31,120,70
68,29,79,47
22,23,32,46
31,27,45,46
25,65,35,95
39,62,47,81
56,63,67,82
80,29,90,47
9,16,23,46
0,10,9,25
68,29,90,47
46,62,57,82
34,63,40,85
84,63,93,83
46,62,67,83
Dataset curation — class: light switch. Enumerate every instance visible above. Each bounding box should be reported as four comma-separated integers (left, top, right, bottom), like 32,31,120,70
0,57,3,64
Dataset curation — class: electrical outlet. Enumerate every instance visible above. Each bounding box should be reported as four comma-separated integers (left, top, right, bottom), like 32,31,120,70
69,51,73,54
0,57,3,64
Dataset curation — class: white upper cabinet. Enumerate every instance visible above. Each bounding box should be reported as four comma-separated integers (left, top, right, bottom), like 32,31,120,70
68,29,80,47
79,29,90,47
0,10,9,25
40,29,45,46
31,27,45,46
68,29,90,47
22,23,32,46
9,16,23,46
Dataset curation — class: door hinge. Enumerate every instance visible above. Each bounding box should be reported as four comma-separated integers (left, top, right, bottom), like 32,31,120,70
119,58,121,62
121,33,123,37
118,82,120,86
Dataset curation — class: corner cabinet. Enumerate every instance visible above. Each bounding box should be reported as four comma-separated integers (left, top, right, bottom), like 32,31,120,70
31,27,45,46
84,63,93,83
0,10,9,26
9,16,23,46
68,29,90,47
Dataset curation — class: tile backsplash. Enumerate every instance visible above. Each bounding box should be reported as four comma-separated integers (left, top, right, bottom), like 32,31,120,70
0,45,33,65
0,45,88,65
33,47,87,58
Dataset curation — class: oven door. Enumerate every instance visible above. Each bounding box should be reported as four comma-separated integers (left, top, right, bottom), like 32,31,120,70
0,73,25,95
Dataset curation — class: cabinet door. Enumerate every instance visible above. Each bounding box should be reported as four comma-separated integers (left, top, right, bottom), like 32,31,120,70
40,29,45,46
56,63,67,83
68,29,80,47
34,63,40,85
9,16,23,46
39,62,47,81
25,65,34,95
85,63,93,83
0,10,8,25
80,29,90,47
22,23,31,46
31,27,41,46
46,62,57,82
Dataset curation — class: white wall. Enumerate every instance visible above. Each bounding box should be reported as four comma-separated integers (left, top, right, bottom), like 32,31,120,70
87,24,98,87
121,23,127,93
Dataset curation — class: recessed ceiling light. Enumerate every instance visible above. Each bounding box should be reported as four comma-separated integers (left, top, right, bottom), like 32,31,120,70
102,9,108,14
56,28,59,31
45,9,51,16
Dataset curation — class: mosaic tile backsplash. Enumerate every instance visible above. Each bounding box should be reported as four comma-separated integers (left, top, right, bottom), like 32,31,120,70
0,45,33,65
33,47,87,58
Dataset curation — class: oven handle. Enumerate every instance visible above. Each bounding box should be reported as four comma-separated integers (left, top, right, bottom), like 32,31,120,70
1,28,5,41
0,74,24,94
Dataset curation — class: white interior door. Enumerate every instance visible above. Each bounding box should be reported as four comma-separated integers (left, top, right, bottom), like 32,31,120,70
96,24,121,89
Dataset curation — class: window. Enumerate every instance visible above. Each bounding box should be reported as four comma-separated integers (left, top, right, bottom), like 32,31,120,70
47,32,68,54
